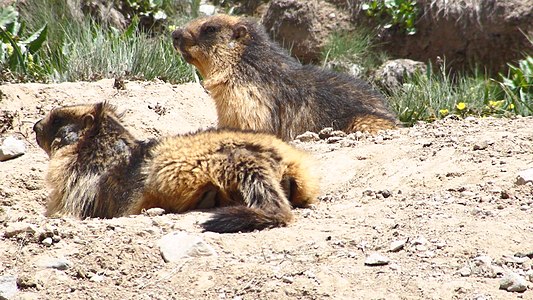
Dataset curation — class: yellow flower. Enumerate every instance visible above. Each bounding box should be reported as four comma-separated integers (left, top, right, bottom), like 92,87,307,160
488,100,504,108
456,102,467,111
509,103,515,110
439,109,449,116
6,44,13,56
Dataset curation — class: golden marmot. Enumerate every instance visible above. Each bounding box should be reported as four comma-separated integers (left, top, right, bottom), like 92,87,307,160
172,14,397,141
33,103,319,233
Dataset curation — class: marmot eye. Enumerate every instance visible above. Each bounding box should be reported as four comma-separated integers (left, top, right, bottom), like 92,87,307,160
203,25,218,34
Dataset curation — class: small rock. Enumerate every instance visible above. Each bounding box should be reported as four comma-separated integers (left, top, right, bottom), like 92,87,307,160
516,168,533,185
318,127,334,139
379,190,392,198
473,141,488,150
411,236,428,246
143,207,165,217
499,272,528,292
389,239,407,252
459,265,472,277
158,231,217,263
16,275,38,289
89,274,105,283
435,241,446,249
281,276,294,284
41,237,53,247
35,257,71,270
4,222,37,238
526,270,533,283
0,136,26,161
0,275,17,299
326,136,344,144
295,131,320,142
473,255,492,266
364,253,390,266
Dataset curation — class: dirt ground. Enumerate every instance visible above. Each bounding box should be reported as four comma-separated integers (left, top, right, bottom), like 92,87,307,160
0,79,532,300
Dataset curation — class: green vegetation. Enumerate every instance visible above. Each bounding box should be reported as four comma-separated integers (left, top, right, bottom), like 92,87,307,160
497,56,533,116
322,29,387,74
362,0,419,35
1,0,196,83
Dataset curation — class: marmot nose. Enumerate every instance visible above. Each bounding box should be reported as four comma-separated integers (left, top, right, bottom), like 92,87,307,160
33,120,43,133
172,29,184,49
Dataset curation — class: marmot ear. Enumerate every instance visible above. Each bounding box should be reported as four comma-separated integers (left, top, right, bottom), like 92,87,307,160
232,24,248,40
83,114,95,128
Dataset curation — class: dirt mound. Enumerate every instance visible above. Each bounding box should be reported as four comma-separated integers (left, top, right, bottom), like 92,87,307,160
0,80,532,299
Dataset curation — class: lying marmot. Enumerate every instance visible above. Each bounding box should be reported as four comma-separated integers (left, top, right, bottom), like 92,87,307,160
33,103,318,233
172,14,397,141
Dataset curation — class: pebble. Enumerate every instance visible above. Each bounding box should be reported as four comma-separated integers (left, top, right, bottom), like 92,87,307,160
35,257,71,270
318,127,334,139
459,265,472,277
364,253,390,266
499,272,528,292
0,136,26,161
41,237,53,247
295,132,320,142
0,275,17,299
4,222,37,238
158,231,217,263
389,239,407,252
473,141,488,150
411,236,428,246
143,207,165,217
516,168,533,185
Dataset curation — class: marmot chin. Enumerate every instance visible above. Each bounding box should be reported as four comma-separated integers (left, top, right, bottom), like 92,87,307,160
33,103,319,233
172,14,397,141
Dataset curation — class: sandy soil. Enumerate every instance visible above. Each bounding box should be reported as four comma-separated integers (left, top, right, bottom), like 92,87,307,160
0,79,532,300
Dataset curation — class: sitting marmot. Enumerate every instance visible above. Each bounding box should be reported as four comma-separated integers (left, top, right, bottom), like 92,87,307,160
172,14,397,141
34,102,319,233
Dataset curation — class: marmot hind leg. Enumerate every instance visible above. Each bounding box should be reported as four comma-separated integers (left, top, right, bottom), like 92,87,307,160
201,167,293,233
345,114,397,134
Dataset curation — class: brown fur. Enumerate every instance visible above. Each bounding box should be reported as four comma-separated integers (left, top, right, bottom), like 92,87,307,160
33,103,319,233
172,14,398,141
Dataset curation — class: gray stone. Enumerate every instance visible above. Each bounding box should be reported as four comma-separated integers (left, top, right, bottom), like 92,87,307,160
364,253,390,266
0,275,17,299
0,136,26,161
473,141,489,150
389,239,407,252
517,168,533,185
499,272,528,292
411,236,428,246
459,265,472,277
4,222,37,238
144,207,165,217
158,231,217,263
35,257,71,271
372,59,427,91
295,131,320,142
318,127,334,139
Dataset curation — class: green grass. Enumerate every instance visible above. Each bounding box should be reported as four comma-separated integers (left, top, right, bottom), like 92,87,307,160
388,65,515,126
321,28,387,75
9,0,194,83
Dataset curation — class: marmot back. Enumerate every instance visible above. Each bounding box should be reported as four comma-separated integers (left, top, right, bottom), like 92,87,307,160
34,103,319,233
172,14,398,141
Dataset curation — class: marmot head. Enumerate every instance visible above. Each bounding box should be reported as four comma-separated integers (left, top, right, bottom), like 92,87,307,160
172,14,256,77
33,103,117,156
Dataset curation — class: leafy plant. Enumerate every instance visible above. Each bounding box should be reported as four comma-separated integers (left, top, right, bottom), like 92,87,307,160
0,6,48,80
496,56,533,116
362,0,419,35
389,64,505,125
